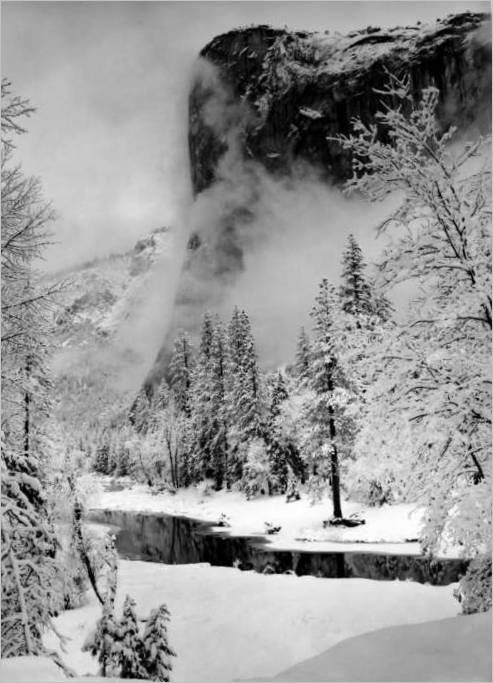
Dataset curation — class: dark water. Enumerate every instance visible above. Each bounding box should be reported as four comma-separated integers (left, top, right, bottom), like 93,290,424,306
87,509,469,586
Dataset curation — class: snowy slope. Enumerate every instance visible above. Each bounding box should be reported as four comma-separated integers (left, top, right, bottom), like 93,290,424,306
269,611,492,682
41,560,460,682
47,227,175,429
52,226,170,349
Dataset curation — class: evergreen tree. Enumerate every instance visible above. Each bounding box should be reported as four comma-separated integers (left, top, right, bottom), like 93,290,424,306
131,389,153,434
265,372,289,493
339,234,373,317
169,331,194,416
86,602,119,678
116,595,146,679
189,313,218,483
207,317,229,488
306,279,354,518
226,309,266,486
198,311,214,361
294,327,311,386
142,604,176,682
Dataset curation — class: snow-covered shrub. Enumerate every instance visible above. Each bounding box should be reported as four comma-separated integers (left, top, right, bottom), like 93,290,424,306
196,478,216,497
241,439,271,499
454,555,492,615
54,544,88,612
346,455,400,507
86,596,177,680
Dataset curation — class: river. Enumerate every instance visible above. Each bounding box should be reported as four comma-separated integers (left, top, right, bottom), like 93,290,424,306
87,508,468,585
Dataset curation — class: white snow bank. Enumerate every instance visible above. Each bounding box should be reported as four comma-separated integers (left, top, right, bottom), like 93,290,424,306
44,560,460,682
0,656,66,682
0,656,143,683
88,476,426,555
267,611,492,682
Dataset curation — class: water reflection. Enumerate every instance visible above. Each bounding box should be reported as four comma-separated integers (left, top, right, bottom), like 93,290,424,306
87,509,468,586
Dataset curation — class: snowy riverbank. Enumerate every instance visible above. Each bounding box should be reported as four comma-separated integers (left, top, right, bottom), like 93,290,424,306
86,475,426,555
42,559,462,682
5,609,491,682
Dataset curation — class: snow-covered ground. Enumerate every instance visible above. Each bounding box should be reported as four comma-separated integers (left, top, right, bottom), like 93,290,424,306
41,559,462,682
269,611,492,682
86,476,426,555
6,609,491,682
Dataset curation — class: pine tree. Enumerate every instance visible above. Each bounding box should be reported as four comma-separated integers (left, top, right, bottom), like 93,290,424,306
188,313,217,483
306,279,354,518
265,373,289,493
226,309,266,487
339,234,373,317
207,317,229,488
190,315,229,488
116,595,146,679
131,389,152,434
169,331,194,416
294,327,311,386
86,602,119,678
142,604,176,682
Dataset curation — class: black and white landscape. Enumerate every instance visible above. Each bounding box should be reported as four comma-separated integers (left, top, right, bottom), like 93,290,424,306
1,2,492,682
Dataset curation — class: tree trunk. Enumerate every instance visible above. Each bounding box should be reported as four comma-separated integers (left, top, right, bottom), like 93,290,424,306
328,404,342,519
23,356,32,458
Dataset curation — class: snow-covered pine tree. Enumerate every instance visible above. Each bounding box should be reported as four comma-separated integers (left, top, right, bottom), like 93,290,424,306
336,237,395,505
1,78,61,659
190,315,230,487
116,594,146,679
207,317,229,488
226,309,266,487
85,601,119,678
169,331,195,417
131,389,153,434
294,327,312,386
335,75,491,569
265,372,289,493
189,313,217,482
339,234,373,317
305,279,355,518
141,603,176,682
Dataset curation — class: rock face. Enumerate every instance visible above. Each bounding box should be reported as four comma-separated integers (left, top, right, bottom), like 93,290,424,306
146,12,491,388
189,12,490,194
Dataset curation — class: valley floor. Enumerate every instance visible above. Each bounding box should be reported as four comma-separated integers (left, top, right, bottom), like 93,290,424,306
41,559,463,682
86,475,427,555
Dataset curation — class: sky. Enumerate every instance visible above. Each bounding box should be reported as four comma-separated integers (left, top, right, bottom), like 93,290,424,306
2,0,490,272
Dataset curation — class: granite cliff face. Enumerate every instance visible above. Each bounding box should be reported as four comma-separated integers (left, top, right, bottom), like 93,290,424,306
189,12,490,194
147,12,491,388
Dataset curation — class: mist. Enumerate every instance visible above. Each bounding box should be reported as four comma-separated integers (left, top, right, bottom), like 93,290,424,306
166,61,400,370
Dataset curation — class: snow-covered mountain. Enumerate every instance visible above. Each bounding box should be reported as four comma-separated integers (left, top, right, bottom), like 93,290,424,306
53,226,170,349
49,227,173,429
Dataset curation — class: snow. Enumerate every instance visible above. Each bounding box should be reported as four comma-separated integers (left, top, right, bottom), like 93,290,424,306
0,657,142,683
269,611,492,682
88,476,426,555
0,657,66,682
43,560,461,682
